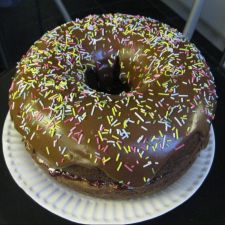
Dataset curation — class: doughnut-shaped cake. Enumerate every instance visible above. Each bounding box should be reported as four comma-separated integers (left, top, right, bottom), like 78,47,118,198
9,13,217,198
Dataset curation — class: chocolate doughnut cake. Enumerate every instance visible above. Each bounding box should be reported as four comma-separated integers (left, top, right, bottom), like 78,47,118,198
9,14,217,198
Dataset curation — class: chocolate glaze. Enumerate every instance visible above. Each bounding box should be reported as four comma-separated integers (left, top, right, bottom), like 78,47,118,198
9,14,217,188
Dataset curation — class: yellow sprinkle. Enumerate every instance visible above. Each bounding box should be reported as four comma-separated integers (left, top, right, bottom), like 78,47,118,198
64,154,70,159
112,108,116,116
116,153,120,161
112,135,119,140
46,147,50,155
116,142,122,150
118,112,121,117
152,168,156,174
58,62,63,69
94,158,98,163
138,152,143,158
158,93,169,96
49,94,57,100
49,128,55,137
176,129,179,139
102,157,111,164
117,162,123,171
166,111,169,118
89,153,92,159
143,177,146,182
107,116,111,125
149,112,154,119
98,131,103,142
87,138,91,143
157,81,161,86
159,130,163,137
123,120,128,128
151,135,156,141
123,146,129,153
146,105,152,110
127,97,130,105
114,122,121,127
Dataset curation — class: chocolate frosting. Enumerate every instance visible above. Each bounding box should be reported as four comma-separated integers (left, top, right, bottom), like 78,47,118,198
9,14,217,187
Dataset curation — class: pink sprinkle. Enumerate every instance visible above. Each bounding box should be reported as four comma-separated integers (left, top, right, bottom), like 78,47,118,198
9,81,15,92
70,126,76,132
72,136,78,141
154,74,161,78
68,131,73,137
158,101,163,107
77,133,83,144
64,118,71,124
124,164,133,172
127,92,134,97
73,131,82,135
78,107,83,113
131,146,137,153
175,143,185,151
190,103,195,109
100,124,104,131
103,145,109,152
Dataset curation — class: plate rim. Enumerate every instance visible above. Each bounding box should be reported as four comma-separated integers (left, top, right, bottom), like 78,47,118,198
2,112,215,224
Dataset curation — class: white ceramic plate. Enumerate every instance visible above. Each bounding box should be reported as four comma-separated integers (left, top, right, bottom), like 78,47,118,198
2,112,215,224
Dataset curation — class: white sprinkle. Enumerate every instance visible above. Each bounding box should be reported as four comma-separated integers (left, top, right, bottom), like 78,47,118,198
143,161,152,168
111,119,118,126
11,101,15,110
30,132,35,140
127,118,135,123
174,117,182,126
137,135,144,143
91,105,95,116
53,139,57,147
179,95,188,97
61,146,67,155
141,126,148,131
134,112,144,122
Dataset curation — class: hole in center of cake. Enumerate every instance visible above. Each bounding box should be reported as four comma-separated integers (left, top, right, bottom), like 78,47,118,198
85,55,130,95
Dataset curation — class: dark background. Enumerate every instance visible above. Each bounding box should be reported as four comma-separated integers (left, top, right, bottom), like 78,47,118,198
0,0,225,224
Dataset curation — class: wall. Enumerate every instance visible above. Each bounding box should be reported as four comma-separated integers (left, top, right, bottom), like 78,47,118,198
162,0,225,51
